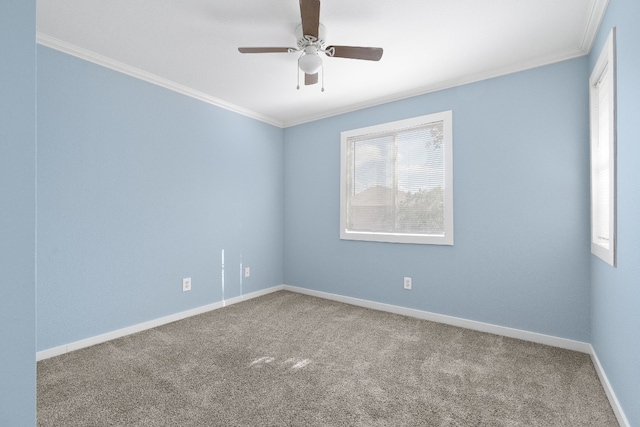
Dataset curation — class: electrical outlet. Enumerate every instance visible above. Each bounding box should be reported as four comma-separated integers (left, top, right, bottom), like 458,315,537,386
244,267,251,278
403,276,412,290
182,277,191,292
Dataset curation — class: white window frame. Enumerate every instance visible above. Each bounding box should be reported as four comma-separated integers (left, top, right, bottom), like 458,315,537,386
589,28,616,267
340,111,454,245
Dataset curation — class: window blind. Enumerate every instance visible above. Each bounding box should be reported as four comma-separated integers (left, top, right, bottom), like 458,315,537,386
593,67,611,249
346,121,445,235
588,27,616,266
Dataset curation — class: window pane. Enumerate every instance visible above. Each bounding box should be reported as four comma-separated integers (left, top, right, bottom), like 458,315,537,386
396,123,444,234
593,69,611,248
349,136,395,232
340,110,453,245
589,27,615,266
347,122,445,235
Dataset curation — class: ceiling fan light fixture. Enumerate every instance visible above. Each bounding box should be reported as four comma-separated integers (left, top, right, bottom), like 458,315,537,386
298,47,323,74
237,2,383,89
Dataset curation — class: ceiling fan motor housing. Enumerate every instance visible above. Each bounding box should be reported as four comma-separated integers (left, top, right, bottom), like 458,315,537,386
296,23,327,49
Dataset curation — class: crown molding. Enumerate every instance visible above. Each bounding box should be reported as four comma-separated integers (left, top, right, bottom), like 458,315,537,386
581,0,610,53
283,1,610,127
36,33,284,128
283,46,589,127
38,5,609,131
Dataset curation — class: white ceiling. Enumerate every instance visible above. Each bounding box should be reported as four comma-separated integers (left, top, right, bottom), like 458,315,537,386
36,0,608,127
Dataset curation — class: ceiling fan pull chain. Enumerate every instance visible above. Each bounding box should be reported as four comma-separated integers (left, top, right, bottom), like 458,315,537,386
321,65,325,92
296,57,301,90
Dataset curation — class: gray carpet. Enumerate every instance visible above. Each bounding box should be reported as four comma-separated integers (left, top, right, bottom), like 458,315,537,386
37,291,618,426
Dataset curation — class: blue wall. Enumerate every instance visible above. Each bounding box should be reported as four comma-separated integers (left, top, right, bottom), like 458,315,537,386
0,0,36,424
30,1,639,423
284,58,592,342
36,46,284,350
589,0,640,424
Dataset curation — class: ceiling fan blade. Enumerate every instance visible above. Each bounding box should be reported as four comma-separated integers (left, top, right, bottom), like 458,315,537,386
238,47,293,54
305,73,318,85
327,46,383,61
300,0,320,39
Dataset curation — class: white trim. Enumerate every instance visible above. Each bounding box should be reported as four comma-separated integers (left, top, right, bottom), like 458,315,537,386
340,111,454,246
282,285,591,353
589,345,630,427
284,0,609,129
36,33,284,129
37,284,591,360
283,46,590,128
36,285,284,361
581,0,610,53
37,283,626,425
38,283,592,360
36,0,610,133
39,27,588,130
589,28,616,267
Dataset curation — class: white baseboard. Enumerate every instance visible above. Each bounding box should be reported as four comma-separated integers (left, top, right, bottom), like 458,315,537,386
37,283,627,427
37,283,591,357
36,285,284,361
283,285,630,425
589,345,630,427
282,285,591,353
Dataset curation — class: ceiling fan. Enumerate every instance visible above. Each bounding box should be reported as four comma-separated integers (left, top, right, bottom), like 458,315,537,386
238,0,383,90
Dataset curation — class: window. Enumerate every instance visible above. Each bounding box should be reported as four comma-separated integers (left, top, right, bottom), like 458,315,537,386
340,111,453,245
589,28,616,266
